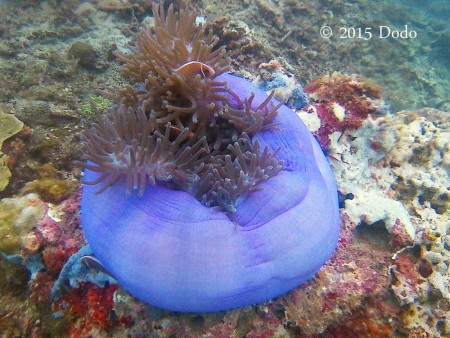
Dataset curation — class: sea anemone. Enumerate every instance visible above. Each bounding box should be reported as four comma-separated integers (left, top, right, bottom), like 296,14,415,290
84,3,283,213
80,2,340,312
109,3,230,126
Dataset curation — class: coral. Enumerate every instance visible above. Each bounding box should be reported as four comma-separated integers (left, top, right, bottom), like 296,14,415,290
21,178,78,204
0,187,82,268
309,107,449,336
30,192,85,268
380,110,449,336
303,72,385,148
0,194,46,254
0,188,87,333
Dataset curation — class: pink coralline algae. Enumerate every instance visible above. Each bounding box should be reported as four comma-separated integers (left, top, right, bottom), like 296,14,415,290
23,191,84,271
4,187,132,336
281,213,401,336
302,72,385,148
20,189,86,312
54,282,132,337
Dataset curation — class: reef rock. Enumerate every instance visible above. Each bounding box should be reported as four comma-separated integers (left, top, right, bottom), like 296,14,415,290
298,106,449,337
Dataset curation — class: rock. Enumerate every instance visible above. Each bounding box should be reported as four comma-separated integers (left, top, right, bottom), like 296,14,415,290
67,41,98,69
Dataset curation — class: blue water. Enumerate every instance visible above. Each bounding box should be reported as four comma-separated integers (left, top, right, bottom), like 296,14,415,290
346,0,449,111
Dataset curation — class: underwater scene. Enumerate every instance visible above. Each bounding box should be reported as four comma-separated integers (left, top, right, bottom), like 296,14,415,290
0,0,448,337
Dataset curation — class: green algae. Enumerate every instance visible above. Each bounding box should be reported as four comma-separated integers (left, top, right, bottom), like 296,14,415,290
21,160,78,204
0,113,23,192
0,163,11,193
80,94,111,118
21,178,78,204
0,113,23,146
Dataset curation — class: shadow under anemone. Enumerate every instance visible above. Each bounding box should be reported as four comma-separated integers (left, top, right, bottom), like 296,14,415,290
81,73,340,312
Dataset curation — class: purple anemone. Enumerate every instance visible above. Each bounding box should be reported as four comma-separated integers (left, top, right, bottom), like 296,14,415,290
81,73,340,312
